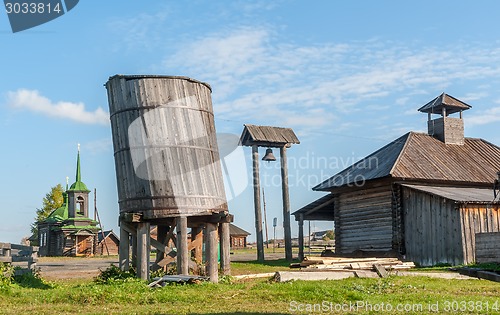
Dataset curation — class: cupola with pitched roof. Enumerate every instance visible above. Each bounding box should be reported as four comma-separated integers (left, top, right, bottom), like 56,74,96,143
418,93,472,145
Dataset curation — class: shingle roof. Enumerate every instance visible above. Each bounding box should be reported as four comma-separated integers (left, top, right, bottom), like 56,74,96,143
314,132,500,191
229,223,250,236
291,193,335,220
239,124,300,147
402,184,500,204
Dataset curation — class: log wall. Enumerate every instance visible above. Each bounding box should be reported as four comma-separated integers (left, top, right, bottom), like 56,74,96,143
335,185,393,253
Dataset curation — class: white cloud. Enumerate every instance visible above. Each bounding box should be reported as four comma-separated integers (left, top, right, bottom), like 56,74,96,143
162,27,500,132
83,138,113,154
467,107,500,126
7,89,109,125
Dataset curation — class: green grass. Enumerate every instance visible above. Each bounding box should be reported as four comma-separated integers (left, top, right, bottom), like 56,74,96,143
2,272,500,314
231,259,293,275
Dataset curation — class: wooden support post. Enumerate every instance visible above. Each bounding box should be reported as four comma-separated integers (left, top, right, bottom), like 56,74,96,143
155,225,169,269
206,222,219,283
131,233,137,269
298,213,304,261
136,222,150,280
280,146,293,262
119,223,130,271
191,227,203,264
219,222,231,275
252,145,265,262
177,216,189,275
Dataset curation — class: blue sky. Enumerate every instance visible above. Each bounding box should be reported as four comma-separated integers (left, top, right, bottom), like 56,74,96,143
1,1,500,244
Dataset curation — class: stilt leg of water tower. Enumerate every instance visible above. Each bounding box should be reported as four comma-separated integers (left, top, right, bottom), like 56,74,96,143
131,233,137,269
280,146,292,262
155,225,169,270
136,222,150,280
220,222,231,275
119,223,130,271
252,145,265,262
191,226,203,264
298,213,304,261
177,216,189,275
206,222,219,283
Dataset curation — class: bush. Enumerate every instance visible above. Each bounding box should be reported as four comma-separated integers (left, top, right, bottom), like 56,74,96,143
94,264,136,284
0,262,14,289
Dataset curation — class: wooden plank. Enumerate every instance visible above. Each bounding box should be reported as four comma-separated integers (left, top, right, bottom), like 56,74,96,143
275,271,354,282
373,264,388,278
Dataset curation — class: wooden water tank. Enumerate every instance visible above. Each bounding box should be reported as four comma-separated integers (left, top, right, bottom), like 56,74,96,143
105,75,228,219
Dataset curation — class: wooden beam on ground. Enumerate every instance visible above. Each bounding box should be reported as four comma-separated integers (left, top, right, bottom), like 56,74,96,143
136,222,150,280
219,222,231,275
177,216,189,275
373,264,388,278
206,222,219,283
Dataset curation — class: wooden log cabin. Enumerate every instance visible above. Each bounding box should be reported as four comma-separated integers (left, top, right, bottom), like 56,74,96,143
293,93,500,266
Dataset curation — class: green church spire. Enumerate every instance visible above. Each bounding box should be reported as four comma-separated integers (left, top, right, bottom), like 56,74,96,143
68,143,90,192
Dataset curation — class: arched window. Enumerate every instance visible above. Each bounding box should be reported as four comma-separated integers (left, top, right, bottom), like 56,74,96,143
76,196,85,216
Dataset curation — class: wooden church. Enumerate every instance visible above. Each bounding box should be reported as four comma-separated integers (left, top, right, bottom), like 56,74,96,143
38,147,100,256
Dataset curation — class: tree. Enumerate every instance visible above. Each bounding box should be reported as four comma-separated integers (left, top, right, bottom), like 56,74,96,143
322,229,335,241
30,184,64,245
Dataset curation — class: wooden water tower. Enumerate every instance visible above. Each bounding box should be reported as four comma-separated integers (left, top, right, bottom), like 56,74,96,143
105,75,232,282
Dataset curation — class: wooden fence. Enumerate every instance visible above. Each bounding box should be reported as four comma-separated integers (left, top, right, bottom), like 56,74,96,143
475,232,500,264
0,242,38,273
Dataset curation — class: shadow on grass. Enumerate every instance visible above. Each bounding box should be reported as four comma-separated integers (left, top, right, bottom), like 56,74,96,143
14,272,52,289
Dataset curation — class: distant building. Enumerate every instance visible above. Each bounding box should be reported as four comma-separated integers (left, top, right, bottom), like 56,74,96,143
294,93,500,266
229,224,250,248
96,230,120,255
38,148,100,256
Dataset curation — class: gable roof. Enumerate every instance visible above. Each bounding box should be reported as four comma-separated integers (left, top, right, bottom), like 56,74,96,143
314,132,500,191
98,230,119,243
229,223,250,236
240,124,300,147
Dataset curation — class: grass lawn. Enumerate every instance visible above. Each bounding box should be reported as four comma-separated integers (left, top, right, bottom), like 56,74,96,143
2,265,500,314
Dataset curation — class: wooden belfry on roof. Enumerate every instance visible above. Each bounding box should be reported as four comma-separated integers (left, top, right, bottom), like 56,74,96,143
240,124,299,262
